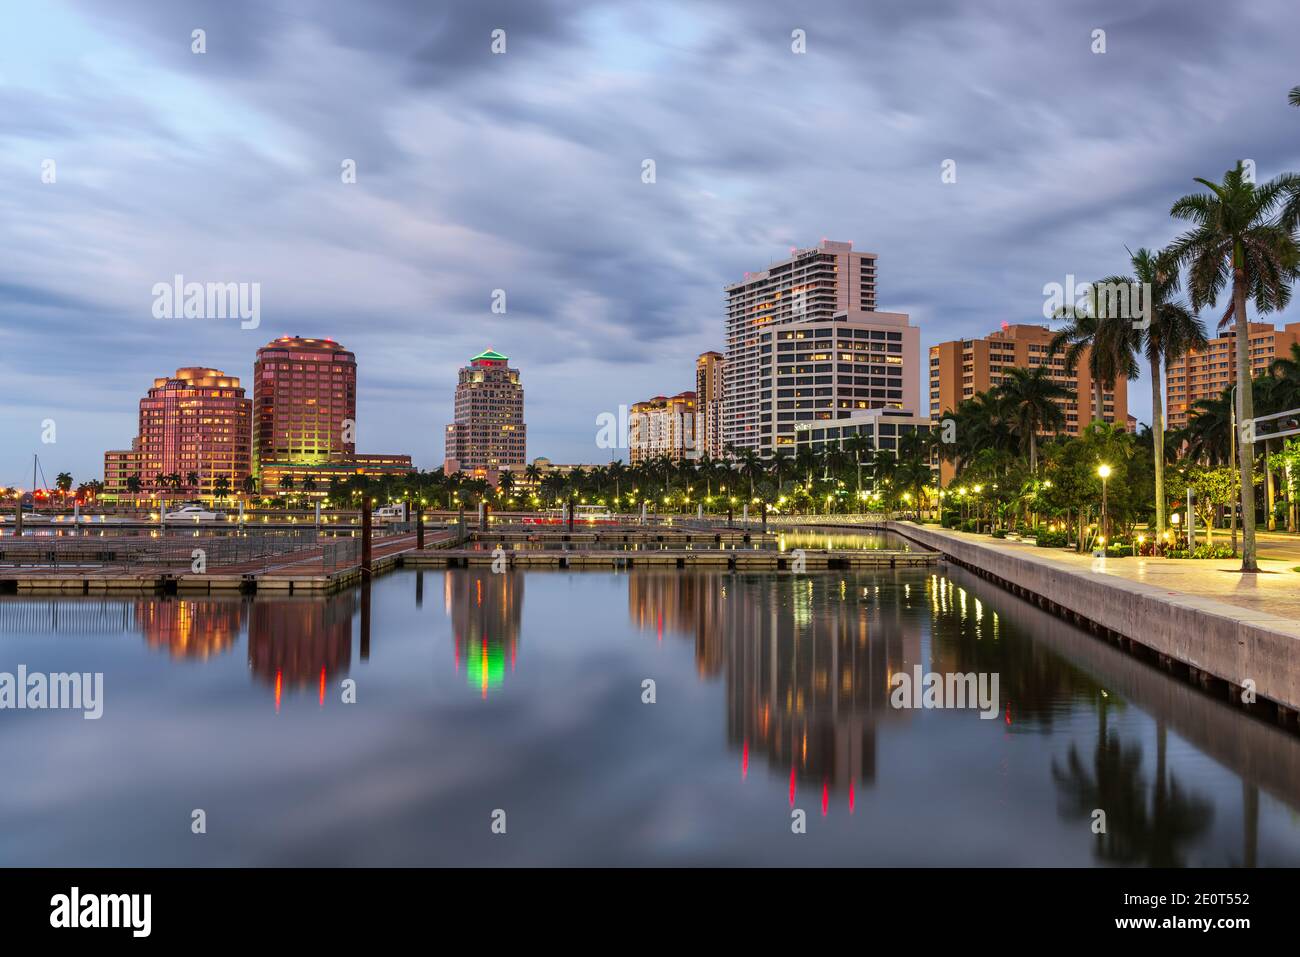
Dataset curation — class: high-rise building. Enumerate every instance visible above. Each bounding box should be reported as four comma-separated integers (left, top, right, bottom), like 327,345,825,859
444,349,527,476
253,336,357,475
251,336,411,496
103,367,251,497
722,240,920,456
629,391,698,465
928,323,1129,482
1165,321,1300,430
695,351,725,459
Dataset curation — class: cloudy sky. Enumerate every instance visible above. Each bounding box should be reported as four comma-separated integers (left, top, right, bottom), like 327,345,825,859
3,0,1300,485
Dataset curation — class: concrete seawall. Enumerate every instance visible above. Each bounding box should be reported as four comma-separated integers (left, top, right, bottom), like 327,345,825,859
889,522,1300,719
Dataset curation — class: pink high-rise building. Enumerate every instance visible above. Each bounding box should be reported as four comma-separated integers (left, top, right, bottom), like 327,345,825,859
104,367,251,496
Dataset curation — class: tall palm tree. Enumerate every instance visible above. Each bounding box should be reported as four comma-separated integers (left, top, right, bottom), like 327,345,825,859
995,365,1072,473
1118,247,1207,535
1170,163,1300,570
734,448,762,500
845,432,873,497
1049,281,1138,425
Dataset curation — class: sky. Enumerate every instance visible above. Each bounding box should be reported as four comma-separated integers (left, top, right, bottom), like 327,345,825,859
3,0,1300,486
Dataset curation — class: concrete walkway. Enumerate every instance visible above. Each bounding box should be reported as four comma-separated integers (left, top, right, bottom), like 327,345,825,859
928,527,1300,622
889,521,1300,715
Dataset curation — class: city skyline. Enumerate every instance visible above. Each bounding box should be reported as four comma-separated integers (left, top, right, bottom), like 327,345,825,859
6,0,1300,486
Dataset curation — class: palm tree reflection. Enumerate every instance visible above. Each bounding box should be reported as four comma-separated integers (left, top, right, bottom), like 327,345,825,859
1052,699,1213,865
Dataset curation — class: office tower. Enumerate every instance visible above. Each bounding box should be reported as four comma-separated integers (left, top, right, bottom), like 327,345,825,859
1165,321,1300,430
695,351,725,459
722,239,920,456
103,367,251,497
253,336,357,475
444,349,527,476
628,391,698,465
251,336,411,495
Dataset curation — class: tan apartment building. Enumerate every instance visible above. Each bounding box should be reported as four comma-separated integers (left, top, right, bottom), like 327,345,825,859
444,349,527,476
695,351,725,460
929,323,1128,482
723,240,921,457
1165,321,1300,430
629,391,698,465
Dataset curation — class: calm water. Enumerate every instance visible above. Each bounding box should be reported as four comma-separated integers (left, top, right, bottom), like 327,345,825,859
463,529,903,551
1,564,1298,866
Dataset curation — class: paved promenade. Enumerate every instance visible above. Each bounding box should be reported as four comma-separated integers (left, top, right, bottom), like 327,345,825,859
910,526,1300,622
888,521,1300,715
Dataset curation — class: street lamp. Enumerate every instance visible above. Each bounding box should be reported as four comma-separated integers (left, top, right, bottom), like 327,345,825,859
1097,464,1112,545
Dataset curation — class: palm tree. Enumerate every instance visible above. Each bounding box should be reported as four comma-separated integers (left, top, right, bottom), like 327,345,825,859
996,366,1072,473
1170,163,1300,570
845,433,873,497
1290,86,1300,108
1176,391,1235,466
1118,247,1208,535
212,475,231,503
55,472,73,505
1049,280,1138,426
941,390,1015,476
734,448,762,500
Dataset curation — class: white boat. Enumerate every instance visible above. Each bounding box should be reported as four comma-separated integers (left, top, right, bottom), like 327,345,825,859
2,512,50,523
164,505,220,522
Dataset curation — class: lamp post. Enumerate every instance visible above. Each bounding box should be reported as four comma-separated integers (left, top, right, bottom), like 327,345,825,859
1229,383,1238,554
1097,464,1112,546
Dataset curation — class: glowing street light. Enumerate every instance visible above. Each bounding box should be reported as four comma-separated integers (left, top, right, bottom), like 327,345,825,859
1097,464,1112,543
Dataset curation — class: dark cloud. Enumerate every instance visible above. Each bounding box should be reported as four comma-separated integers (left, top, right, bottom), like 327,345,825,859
3,0,1300,477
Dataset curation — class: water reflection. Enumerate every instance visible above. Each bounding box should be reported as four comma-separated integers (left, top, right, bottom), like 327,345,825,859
136,600,243,660
0,562,1297,866
248,594,357,708
446,570,523,697
1051,707,1215,866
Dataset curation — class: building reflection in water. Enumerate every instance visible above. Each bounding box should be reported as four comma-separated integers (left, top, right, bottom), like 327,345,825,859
247,592,358,710
445,569,523,698
135,598,244,660
630,571,923,813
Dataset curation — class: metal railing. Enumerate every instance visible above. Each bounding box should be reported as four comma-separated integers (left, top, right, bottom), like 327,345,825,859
322,539,362,573
0,531,325,571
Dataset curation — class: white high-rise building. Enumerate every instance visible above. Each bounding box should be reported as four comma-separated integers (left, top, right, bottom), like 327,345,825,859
722,240,920,457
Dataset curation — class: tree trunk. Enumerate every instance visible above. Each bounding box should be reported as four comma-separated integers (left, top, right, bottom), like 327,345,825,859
1150,354,1166,536
1233,274,1258,571
1094,375,1104,423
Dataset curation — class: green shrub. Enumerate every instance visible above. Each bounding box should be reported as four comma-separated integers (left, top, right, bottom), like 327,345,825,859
1165,545,1236,559
1036,530,1068,548
991,528,1007,539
